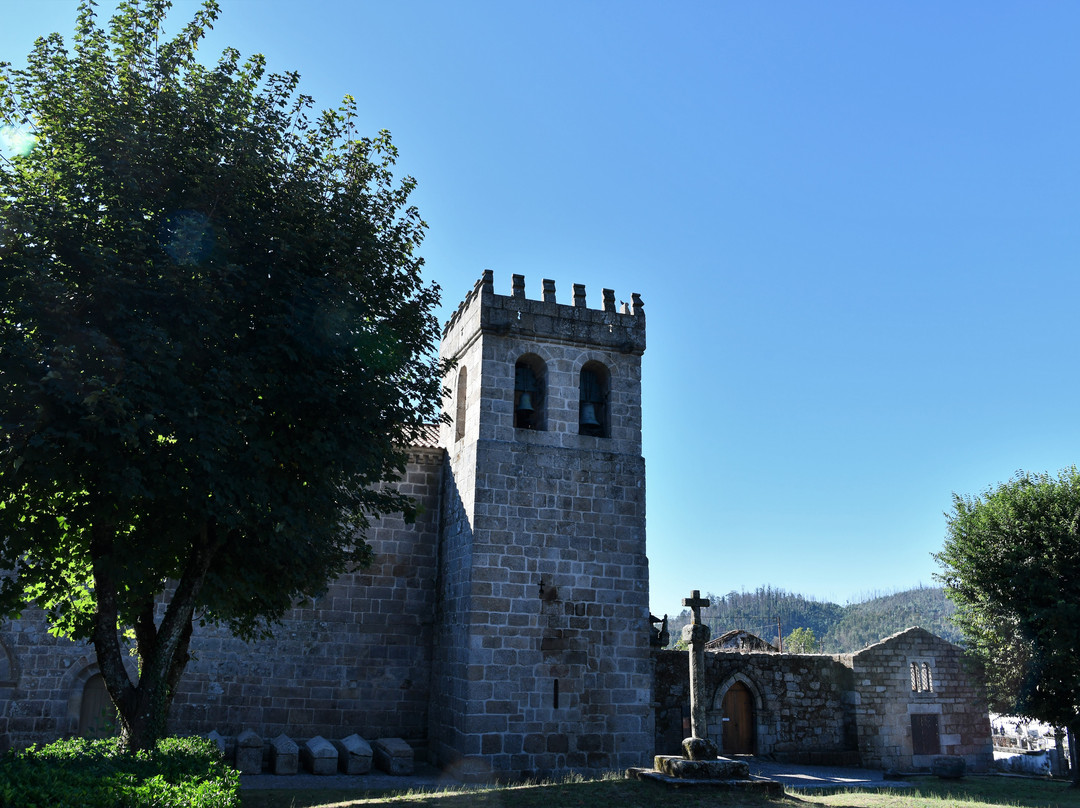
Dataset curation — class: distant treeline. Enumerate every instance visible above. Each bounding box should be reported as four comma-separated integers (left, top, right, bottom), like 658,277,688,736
665,585,960,653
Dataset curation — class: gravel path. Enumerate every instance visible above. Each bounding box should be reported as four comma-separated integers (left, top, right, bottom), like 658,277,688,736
746,758,913,789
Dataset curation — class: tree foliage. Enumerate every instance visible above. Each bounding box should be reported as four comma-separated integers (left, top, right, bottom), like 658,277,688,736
784,626,819,653
0,0,443,750
935,468,1080,783
665,584,958,653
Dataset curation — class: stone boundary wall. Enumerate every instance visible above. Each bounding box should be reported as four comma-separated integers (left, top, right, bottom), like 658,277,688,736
654,649,858,764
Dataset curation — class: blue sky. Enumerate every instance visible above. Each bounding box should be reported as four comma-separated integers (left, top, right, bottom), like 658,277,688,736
4,2,1080,617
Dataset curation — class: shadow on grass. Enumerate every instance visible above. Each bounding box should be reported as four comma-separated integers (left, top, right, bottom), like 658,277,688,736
241,774,1080,808
241,777,791,808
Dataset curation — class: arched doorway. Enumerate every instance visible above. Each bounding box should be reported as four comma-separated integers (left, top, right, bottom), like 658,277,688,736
721,681,755,754
79,674,117,738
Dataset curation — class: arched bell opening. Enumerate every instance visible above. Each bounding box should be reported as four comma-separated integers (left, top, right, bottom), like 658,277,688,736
578,361,609,438
514,354,546,431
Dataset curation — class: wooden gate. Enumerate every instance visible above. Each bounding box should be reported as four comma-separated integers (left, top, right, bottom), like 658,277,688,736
721,681,755,754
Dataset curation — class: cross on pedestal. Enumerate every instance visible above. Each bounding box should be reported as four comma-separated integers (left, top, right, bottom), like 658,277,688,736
682,589,710,625
680,588,717,759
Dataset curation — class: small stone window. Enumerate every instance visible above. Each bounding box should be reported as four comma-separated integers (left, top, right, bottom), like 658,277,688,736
910,660,934,693
454,367,467,442
514,355,545,430
579,361,609,437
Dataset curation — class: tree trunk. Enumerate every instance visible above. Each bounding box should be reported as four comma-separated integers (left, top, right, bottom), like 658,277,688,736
1068,718,1080,787
89,522,219,752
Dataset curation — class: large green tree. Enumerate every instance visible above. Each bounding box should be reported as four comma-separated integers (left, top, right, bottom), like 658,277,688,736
935,468,1080,784
0,0,444,751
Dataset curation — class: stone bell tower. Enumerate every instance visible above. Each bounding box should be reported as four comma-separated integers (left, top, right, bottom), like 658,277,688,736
430,270,651,778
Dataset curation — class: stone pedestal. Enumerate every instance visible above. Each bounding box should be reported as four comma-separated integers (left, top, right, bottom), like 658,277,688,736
627,757,781,794
682,736,718,761
655,755,750,779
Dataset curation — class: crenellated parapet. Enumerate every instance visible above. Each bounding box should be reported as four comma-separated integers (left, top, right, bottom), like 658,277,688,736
442,270,645,355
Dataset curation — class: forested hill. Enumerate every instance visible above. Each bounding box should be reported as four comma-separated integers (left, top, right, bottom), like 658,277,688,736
664,585,961,653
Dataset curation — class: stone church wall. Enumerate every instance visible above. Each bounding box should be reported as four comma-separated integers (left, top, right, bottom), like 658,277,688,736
851,627,993,772
0,446,444,752
0,272,656,778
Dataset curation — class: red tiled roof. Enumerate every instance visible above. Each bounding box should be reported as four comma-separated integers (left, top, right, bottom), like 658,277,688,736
409,423,442,448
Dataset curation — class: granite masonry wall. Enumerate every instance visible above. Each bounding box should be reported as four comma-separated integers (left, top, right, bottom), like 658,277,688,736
0,273,996,781
851,627,994,772
0,445,443,752
431,271,652,778
654,627,994,771
654,649,858,765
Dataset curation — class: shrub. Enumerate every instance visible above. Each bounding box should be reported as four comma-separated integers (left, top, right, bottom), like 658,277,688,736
0,736,239,807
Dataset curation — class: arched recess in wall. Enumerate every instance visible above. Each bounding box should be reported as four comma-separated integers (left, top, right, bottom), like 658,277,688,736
62,657,131,738
0,637,17,687
79,673,118,738
710,672,764,756
579,360,610,438
514,354,546,431
454,366,468,442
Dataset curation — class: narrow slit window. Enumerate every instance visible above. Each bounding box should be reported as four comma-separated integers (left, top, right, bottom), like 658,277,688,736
553,679,560,709
454,367,467,442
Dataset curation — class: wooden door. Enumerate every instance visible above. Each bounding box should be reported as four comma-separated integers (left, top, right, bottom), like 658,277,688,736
911,714,941,755
721,682,755,754
79,674,117,738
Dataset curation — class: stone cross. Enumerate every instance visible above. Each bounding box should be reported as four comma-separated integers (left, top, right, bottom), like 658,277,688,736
683,590,710,625
680,588,717,760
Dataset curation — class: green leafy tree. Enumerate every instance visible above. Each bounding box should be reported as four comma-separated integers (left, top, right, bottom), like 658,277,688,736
0,0,443,751
935,468,1080,785
784,626,819,653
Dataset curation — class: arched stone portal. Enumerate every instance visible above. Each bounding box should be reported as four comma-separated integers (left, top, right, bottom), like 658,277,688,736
710,674,763,756
79,673,117,738
722,682,754,753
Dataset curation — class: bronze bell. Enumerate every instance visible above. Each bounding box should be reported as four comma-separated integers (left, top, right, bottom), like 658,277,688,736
580,402,601,427
517,392,534,414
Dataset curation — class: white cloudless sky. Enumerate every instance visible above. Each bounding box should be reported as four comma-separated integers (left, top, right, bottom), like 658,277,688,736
4,1,1080,617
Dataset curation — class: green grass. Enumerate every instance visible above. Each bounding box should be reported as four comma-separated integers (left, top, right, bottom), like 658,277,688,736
240,774,1080,808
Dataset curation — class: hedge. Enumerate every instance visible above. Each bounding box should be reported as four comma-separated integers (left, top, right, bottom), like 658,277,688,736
0,736,239,807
